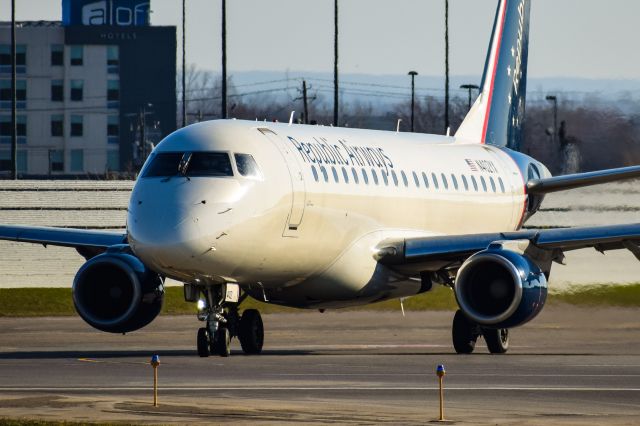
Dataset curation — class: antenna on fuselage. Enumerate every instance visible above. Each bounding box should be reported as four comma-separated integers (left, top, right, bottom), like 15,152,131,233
396,119,402,133
288,111,295,126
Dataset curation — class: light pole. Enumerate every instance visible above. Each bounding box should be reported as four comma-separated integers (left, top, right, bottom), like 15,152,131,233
460,84,479,111
444,0,450,134
221,0,227,119
545,95,558,146
333,0,339,127
181,0,186,127
408,71,418,132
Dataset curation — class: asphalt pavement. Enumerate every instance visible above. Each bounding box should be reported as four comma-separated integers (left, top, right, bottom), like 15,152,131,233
0,306,639,425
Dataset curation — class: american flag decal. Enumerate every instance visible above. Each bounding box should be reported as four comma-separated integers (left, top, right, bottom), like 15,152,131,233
465,159,478,171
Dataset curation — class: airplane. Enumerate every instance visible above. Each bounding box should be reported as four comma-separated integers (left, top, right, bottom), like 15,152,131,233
2,0,640,357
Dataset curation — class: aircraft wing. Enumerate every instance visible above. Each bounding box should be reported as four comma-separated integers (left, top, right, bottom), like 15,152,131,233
0,225,127,259
527,165,640,194
376,223,640,275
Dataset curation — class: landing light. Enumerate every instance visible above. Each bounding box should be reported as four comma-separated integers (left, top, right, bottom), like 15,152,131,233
197,299,207,311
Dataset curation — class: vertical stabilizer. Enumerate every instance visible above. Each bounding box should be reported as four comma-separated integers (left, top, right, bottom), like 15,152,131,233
455,0,531,150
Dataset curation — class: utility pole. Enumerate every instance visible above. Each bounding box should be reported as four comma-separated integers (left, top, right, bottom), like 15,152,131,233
460,84,479,111
221,0,227,119
444,0,450,134
140,107,146,161
11,0,17,179
333,0,339,127
181,0,186,127
302,80,309,124
408,71,418,132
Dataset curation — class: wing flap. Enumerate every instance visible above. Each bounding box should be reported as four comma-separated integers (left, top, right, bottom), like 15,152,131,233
377,223,640,273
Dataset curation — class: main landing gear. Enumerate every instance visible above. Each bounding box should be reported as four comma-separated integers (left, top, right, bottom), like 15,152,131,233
452,309,509,354
191,284,264,357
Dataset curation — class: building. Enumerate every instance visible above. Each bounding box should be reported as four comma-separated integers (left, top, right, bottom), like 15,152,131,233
0,1,176,177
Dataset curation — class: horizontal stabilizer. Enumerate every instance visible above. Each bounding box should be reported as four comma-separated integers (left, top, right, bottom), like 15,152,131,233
527,165,640,194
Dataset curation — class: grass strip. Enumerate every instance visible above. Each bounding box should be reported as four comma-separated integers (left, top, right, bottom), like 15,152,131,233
1,284,639,317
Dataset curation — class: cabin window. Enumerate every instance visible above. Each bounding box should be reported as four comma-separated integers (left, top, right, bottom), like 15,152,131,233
382,170,389,186
391,170,399,186
401,171,409,187
498,177,505,193
332,166,339,183
312,166,319,182
234,153,261,179
451,174,459,190
361,168,369,185
480,176,488,192
342,167,349,183
471,175,479,191
431,172,439,189
413,171,420,188
352,168,359,184
321,166,328,182
371,169,379,185
441,173,449,190
422,172,430,189
489,176,497,192
461,175,469,191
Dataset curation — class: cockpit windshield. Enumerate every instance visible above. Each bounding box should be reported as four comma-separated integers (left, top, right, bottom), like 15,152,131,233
142,152,233,178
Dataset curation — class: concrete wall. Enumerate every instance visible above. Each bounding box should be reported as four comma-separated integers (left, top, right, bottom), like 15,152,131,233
0,180,131,288
0,180,639,289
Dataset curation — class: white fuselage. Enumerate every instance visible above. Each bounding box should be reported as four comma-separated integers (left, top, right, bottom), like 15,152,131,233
127,119,535,308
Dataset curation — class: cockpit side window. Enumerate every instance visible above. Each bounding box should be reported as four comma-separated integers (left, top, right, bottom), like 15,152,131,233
234,153,261,179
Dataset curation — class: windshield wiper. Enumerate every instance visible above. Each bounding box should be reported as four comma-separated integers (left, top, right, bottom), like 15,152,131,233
178,152,192,181
160,152,192,182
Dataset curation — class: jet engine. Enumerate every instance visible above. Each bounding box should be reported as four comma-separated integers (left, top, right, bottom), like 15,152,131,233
72,246,164,333
454,245,547,329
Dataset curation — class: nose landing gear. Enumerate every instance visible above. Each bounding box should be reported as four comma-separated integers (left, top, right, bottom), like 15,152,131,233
191,283,264,357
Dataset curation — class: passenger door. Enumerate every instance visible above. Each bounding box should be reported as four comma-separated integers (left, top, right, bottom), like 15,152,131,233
258,128,306,236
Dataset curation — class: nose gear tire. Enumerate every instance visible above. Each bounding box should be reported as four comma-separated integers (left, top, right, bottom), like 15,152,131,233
197,327,210,357
215,326,231,357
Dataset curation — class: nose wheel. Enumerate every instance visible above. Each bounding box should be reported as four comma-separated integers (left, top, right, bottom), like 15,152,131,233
192,284,264,357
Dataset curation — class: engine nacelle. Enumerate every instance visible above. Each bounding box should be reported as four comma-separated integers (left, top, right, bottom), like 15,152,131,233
72,246,164,333
454,245,547,329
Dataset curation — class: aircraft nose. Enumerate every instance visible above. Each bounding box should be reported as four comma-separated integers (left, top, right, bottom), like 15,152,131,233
127,180,238,273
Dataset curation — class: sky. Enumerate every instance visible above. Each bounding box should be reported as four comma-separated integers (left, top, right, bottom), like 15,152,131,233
2,0,640,80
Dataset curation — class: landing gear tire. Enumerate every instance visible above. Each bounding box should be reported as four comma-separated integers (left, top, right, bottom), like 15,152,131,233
239,309,264,355
483,327,509,354
197,327,210,357
215,326,231,357
452,309,479,354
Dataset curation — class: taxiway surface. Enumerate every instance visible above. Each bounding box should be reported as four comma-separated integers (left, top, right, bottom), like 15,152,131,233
0,306,639,425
